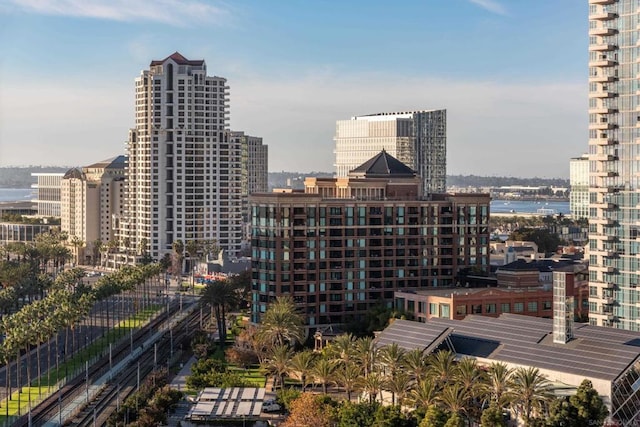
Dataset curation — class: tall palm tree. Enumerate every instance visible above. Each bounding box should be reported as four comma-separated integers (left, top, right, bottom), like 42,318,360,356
409,377,440,410
484,362,514,408
353,336,377,378
312,357,337,394
511,367,553,426
455,357,486,423
384,371,411,406
289,350,317,391
358,371,384,404
262,344,293,389
257,296,305,348
202,280,241,346
328,333,356,366
334,362,362,401
428,349,458,386
403,348,430,383
438,382,469,419
378,343,406,378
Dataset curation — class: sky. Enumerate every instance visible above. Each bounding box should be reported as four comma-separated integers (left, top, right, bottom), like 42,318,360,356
0,0,587,177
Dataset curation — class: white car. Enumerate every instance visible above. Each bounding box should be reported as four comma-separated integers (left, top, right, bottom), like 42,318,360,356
262,402,281,413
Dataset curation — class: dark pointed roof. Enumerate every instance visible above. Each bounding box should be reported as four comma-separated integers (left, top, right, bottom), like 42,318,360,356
349,150,416,178
150,52,205,66
86,155,126,170
63,168,84,180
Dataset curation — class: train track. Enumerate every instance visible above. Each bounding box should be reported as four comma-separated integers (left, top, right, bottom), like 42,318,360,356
12,298,202,427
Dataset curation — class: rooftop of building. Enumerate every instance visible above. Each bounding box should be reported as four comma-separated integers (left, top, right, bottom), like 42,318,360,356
351,110,445,121
349,149,416,178
150,51,205,66
85,155,126,170
376,316,640,382
395,285,553,299
497,258,579,273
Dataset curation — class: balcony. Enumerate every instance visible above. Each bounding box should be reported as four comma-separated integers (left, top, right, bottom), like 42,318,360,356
591,153,618,161
589,122,617,130
589,27,618,36
589,0,617,4
589,74,618,83
589,137,618,146
590,43,618,51
593,170,618,177
590,217,615,225
590,12,618,20
589,59,618,67
591,248,617,257
592,201,618,210
603,296,615,305
590,106,617,113
589,90,617,98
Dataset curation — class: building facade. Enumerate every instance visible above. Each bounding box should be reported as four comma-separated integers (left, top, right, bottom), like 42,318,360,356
250,151,489,328
119,52,243,264
31,173,64,217
60,156,126,264
229,131,268,218
569,154,589,220
587,1,640,329
334,110,446,195
395,264,589,322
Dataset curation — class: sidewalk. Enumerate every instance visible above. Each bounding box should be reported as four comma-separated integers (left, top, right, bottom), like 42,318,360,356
170,356,197,392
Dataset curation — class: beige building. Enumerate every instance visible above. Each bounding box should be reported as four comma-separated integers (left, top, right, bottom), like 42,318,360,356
60,156,125,265
334,110,446,195
119,52,243,264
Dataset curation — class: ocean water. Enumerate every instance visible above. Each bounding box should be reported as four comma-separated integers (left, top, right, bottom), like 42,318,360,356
490,199,570,215
0,188,33,202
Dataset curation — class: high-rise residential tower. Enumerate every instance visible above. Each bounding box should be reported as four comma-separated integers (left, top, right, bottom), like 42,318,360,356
119,52,242,264
588,3,637,330
334,110,446,195
569,154,589,220
229,131,268,220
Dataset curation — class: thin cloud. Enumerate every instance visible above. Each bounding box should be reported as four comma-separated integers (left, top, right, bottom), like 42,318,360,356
468,0,507,16
2,0,229,26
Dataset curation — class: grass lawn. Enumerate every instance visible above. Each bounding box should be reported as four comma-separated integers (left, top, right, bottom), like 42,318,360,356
0,305,162,422
228,366,266,387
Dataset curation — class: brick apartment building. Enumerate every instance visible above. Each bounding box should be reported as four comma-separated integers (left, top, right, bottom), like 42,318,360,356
249,151,490,328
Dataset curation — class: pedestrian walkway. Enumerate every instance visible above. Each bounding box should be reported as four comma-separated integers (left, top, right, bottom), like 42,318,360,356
170,356,196,392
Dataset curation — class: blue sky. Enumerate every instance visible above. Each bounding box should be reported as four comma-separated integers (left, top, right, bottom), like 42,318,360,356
0,0,587,177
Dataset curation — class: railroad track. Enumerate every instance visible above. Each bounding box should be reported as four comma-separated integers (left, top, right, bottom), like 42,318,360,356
12,298,200,427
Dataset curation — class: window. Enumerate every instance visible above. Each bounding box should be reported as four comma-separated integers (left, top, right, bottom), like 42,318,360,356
528,301,538,312
456,305,467,315
543,301,552,310
514,302,524,313
472,304,482,314
501,303,510,313
429,303,438,315
486,303,496,314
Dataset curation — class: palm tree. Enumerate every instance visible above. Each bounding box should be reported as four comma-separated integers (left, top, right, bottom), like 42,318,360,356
438,382,469,419
358,371,384,404
172,239,185,277
403,348,430,383
511,367,553,426
378,343,406,378
353,336,377,378
455,357,486,422
385,371,411,406
262,344,293,389
289,350,316,391
409,377,440,410
429,349,458,386
202,280,240,346
334,362,362,401
312,357,337,394
257,296,304,348
484,362,514,408
328,333,356,366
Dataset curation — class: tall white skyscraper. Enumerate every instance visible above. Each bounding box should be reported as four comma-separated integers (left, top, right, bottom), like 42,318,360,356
119,52,242,264
588,3,636,330
334,110,446,195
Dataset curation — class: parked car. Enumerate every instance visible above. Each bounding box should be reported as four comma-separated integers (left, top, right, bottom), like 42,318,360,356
262,402,281,413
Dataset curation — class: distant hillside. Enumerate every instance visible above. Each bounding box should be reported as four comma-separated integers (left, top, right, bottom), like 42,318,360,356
0,166,70,188
447,175,569,188
268,172,569,190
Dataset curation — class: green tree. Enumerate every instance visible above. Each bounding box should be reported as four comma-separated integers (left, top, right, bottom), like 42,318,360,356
481,403,508,427
262,344,293,389
546,380,608,427
289,350,317,391
419,405,448,427
337,401,378,427
256,296,305,348
373,404,414,427
511,367,553,426
444,412,465,427
312,357,337,394
334,362,362,401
